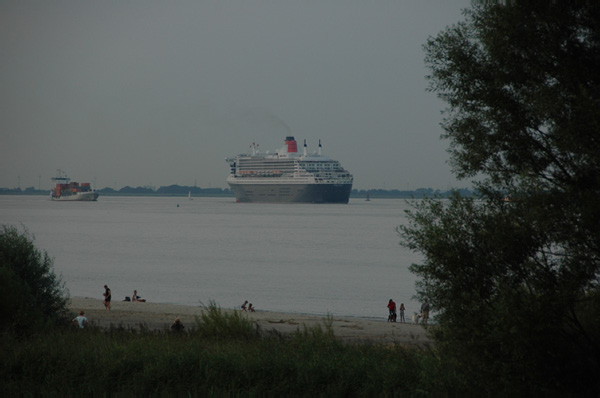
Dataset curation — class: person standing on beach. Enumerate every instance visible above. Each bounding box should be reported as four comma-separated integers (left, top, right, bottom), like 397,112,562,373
399,303,406,323
421,299,430,324
387,299,397,322
103,285,111,311
72,311,88,328
241,300,248,311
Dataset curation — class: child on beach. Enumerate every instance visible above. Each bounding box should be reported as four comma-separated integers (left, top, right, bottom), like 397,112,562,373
73,311,88,329
248,303,256,312
241,300,248,311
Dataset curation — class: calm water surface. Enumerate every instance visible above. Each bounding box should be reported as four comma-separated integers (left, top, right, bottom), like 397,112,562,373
1,195,423,319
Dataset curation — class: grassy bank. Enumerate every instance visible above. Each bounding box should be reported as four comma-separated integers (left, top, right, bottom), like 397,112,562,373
1,304,453,396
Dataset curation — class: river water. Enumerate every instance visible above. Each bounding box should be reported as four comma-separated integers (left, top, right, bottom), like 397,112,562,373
1,195,423,319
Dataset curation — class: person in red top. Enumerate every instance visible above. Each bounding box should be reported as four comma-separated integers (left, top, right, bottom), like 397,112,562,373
387,299,397,322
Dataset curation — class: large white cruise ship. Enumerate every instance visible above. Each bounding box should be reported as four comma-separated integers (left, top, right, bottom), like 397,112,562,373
226,136,353,203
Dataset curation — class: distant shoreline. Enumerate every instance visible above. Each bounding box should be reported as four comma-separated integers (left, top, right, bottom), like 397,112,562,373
0,187,474,199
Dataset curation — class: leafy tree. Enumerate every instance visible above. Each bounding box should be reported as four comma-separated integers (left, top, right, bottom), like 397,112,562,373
0,225,69,332
399,2,600,395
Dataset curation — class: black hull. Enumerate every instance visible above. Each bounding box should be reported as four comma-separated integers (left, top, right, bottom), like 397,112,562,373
228,183,352,203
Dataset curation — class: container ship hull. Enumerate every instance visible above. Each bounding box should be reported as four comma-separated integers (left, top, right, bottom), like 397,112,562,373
51,191,99,201
228,182,352,203
227,136,353,204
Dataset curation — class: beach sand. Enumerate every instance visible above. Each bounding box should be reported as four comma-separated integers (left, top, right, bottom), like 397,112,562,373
69,297,432,345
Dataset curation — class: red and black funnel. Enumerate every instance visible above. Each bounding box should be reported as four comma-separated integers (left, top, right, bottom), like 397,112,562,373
285,136,297,153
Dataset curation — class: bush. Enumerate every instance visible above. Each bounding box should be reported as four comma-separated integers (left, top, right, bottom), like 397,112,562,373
0,225,69,331
0,323,449,396
192,301,259,341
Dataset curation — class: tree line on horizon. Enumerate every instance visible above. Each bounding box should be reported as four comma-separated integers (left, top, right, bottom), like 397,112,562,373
0,185,475,198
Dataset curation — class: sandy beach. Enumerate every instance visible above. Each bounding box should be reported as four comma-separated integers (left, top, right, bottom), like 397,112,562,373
69,297,432,345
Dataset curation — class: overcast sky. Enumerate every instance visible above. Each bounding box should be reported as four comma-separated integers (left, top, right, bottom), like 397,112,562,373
1,1,471,191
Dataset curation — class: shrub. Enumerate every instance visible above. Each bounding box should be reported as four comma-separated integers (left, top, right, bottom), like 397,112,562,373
0,225,69,331
192,300,259,341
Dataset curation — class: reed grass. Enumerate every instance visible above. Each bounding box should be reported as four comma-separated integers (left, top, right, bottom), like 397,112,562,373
0,303,455,396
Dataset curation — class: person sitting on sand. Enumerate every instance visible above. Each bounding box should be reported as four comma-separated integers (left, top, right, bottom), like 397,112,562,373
241,300,248,311
170,318,184,332
72,310,88,329
132,290,146,302
248,303,256,312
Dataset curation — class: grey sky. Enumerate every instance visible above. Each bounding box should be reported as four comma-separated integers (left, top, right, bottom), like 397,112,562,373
1,1,470,191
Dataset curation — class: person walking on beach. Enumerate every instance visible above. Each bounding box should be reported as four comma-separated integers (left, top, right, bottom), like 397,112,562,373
387,299,397,322
248,303,256,312
421,299,430,325
72,310,88,329
241,300,248,311
103,285,111,311
399,303,406,323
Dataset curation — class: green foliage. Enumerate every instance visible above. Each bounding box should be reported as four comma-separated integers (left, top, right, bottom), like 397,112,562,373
0,319,455,396
0,225,69,331
192,300,259,341
401,194,600,395
399,1,600,395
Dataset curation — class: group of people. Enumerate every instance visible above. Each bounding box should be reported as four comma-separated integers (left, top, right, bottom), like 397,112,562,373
387,299,430,324
72,283,113,329
386,299,405,323
73,284,178,331
103,285,148,309
241,300,256,312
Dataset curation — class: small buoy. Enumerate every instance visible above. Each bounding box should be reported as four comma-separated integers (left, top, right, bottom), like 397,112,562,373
177,204,180,207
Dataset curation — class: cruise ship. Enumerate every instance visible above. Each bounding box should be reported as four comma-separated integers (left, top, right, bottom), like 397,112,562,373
226,136,353,203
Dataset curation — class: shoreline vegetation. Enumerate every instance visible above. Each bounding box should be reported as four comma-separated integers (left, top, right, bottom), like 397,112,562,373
2,298,443,396
0,185,474,199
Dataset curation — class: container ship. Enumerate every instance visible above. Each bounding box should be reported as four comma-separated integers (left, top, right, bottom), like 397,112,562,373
50,171,99,201
226,136,353,203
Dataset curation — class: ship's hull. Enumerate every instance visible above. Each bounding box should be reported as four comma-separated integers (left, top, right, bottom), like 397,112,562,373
51,191,99,201
228,182,352,203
